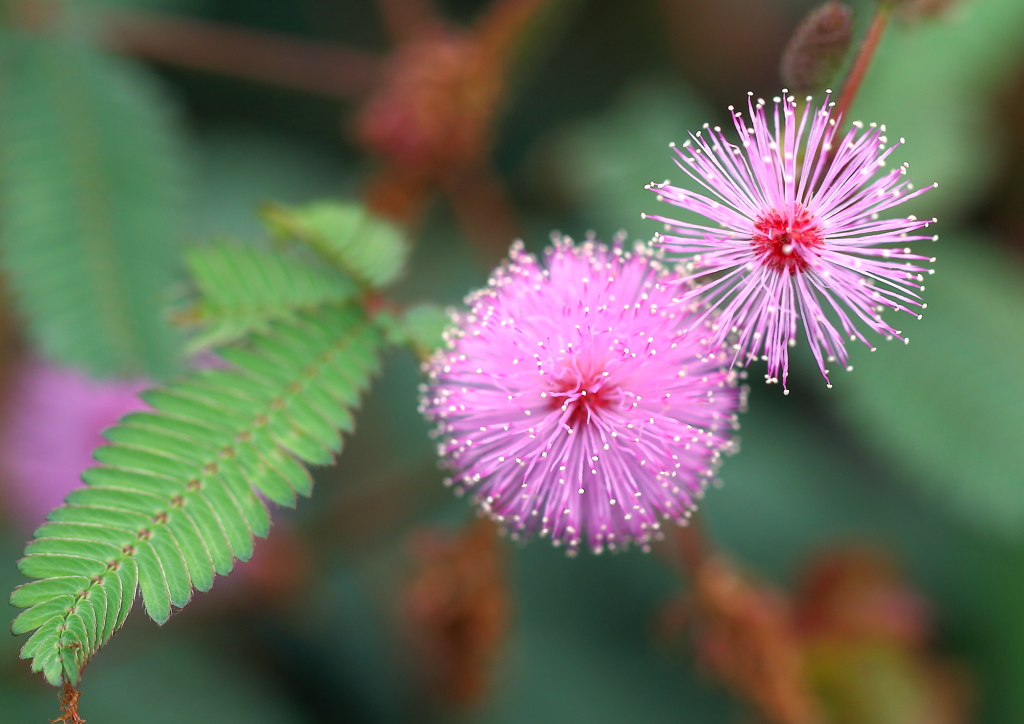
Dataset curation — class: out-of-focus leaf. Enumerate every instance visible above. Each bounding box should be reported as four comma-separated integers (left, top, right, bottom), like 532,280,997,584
855,0,1024,220
702,386,981,609
824,235,1024,539
543,79,712,237
262,201,409,288
0,34,183,378
180,242,358,353
390,303,450,359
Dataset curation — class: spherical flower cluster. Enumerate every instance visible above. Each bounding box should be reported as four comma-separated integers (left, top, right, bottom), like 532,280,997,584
645,91,937,389
0,361,149,529
420,236,743,555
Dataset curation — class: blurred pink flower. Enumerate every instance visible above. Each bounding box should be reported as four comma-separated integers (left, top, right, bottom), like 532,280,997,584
0,361,149,529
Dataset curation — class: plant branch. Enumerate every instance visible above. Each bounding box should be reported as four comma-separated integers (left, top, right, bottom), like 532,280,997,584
51,682,85,724
375,0,442,44
665,521,821,724
444,164,523,267
832,1,894,126
100,9,383,100
475,0,552,64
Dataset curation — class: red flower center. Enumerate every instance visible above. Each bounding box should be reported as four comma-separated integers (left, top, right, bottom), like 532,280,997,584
547,361,618,429
751,205,825,274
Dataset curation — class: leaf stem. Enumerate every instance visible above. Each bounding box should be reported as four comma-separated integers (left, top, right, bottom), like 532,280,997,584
52,682,85,724
832,1,894,126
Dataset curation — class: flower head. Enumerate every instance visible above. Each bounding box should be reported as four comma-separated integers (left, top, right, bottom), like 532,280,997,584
645,91,937,389
420,236,742,555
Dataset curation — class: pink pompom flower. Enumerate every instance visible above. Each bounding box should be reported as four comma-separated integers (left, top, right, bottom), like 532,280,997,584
420,236,743,555
644,91,937,390
0,361,149,529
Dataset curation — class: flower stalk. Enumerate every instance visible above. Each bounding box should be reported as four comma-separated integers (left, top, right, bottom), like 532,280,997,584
833,0,897,127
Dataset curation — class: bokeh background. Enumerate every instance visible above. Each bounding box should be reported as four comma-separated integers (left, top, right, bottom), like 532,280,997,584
1,0,1024,722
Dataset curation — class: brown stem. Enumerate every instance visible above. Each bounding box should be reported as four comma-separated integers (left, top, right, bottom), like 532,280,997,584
475,0,552,63
375,0,442,44
665,521,822,724
100,9,382,100
51,682,85,724
673,517,714,577
363,166,436,228
443,165,523,269
832,1,894,126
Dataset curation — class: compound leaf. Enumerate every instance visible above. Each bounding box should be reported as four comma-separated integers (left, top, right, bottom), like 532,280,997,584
9,304,382,686
0,33,183,378
179,242,358,353
262,200,409,288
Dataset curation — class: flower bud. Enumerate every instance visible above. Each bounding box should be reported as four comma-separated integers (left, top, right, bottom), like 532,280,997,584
779,1,854,94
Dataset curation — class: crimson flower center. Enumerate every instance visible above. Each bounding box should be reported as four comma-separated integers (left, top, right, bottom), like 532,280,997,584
751,205,825,275
547,369,617,429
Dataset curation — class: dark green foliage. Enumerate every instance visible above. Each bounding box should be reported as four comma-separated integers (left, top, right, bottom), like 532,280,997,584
0,33,184,378
180,242,358,353
262,201,409,288
853,0,1024,220
830,235,1024,538
9,304,382,686
547,80,711,238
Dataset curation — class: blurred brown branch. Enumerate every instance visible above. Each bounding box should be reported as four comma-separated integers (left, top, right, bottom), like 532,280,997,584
660,525,972,724
376,0,442,44
15,0,544,266
658,0,789,101
670,523,822,724
11,1,383,100
101,9,383,100
357,0,556,265
401,518,510,708
476,0,552,64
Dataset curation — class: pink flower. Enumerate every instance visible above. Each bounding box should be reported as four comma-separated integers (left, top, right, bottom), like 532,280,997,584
420,236,743,555
644,91,937,390
0,362,149,529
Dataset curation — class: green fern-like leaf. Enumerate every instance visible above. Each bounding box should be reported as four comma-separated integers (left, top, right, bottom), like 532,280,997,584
0,33,183,378
9,304,381,686
261,201,409,288
180,242,358,353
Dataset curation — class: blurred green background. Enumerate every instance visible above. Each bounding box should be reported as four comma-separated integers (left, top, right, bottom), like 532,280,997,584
2,0,1024,722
